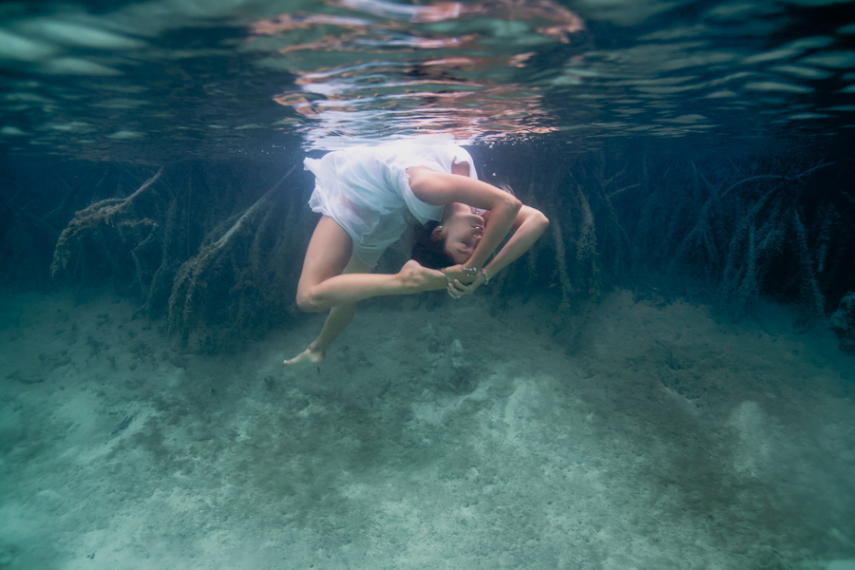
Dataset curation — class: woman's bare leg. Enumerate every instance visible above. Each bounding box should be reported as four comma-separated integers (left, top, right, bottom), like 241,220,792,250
294,222,447,312
283,215,449,369
284,216,371,369
284,254,372,369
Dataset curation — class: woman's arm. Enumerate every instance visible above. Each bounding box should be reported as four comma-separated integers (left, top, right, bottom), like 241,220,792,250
483,205,549,279
408,167,522,272
448,205,549,296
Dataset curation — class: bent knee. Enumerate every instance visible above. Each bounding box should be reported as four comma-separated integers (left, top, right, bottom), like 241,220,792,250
296,290,324,313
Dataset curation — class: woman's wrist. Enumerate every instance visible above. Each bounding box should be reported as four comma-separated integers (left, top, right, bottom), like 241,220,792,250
462,265,479,278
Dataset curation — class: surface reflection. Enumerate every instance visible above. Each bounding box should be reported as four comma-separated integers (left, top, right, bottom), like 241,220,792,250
250,0,584,147
0,0,853,159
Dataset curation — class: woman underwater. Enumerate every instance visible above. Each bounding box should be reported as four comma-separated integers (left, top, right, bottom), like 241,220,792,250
284,138,549,368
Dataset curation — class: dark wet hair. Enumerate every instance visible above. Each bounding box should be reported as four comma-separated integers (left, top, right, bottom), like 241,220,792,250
411,183,514,269
411,221,455,269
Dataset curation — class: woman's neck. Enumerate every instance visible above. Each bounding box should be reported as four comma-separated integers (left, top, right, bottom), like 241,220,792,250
441,202,469,222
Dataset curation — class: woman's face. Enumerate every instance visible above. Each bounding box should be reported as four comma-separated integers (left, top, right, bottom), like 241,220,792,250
440,212,485,265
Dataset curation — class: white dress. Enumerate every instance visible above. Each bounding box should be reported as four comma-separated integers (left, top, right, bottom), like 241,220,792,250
305,139,478,267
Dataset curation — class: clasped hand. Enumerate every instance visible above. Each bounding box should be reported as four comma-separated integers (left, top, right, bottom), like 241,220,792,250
442,264,486,299
398,261,485,299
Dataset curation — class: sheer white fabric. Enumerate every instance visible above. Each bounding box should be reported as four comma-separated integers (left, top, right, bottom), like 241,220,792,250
305,139,478,267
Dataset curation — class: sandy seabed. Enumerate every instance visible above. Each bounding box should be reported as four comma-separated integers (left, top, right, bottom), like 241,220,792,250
1,287,854,570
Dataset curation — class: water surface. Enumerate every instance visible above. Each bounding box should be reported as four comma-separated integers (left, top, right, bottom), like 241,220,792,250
1,0,854,159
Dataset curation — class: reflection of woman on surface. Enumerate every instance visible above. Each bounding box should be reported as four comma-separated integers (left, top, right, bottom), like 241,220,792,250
284,139,549,369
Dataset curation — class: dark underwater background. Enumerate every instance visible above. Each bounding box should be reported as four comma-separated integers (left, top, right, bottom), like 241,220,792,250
1,0,855,568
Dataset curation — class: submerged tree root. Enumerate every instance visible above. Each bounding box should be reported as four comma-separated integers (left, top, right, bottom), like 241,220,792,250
540,153,632,334
716,163,834,320
48,162,308,352
831,292,855,354
636,157,850,324
167,166,298,350
50,167,164,282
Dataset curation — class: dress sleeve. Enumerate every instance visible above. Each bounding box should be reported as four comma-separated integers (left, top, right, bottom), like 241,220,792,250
399,169,445,224
392,141,478,224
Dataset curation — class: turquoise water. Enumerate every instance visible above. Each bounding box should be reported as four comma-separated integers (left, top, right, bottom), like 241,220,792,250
2,1,855,569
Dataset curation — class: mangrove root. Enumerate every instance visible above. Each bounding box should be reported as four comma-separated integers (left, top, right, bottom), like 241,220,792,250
50,167,164,281
831,292,855,355
166,166,297,349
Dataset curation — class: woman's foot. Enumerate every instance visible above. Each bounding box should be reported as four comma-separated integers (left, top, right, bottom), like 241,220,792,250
399,259,447,293
283,346,324,370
